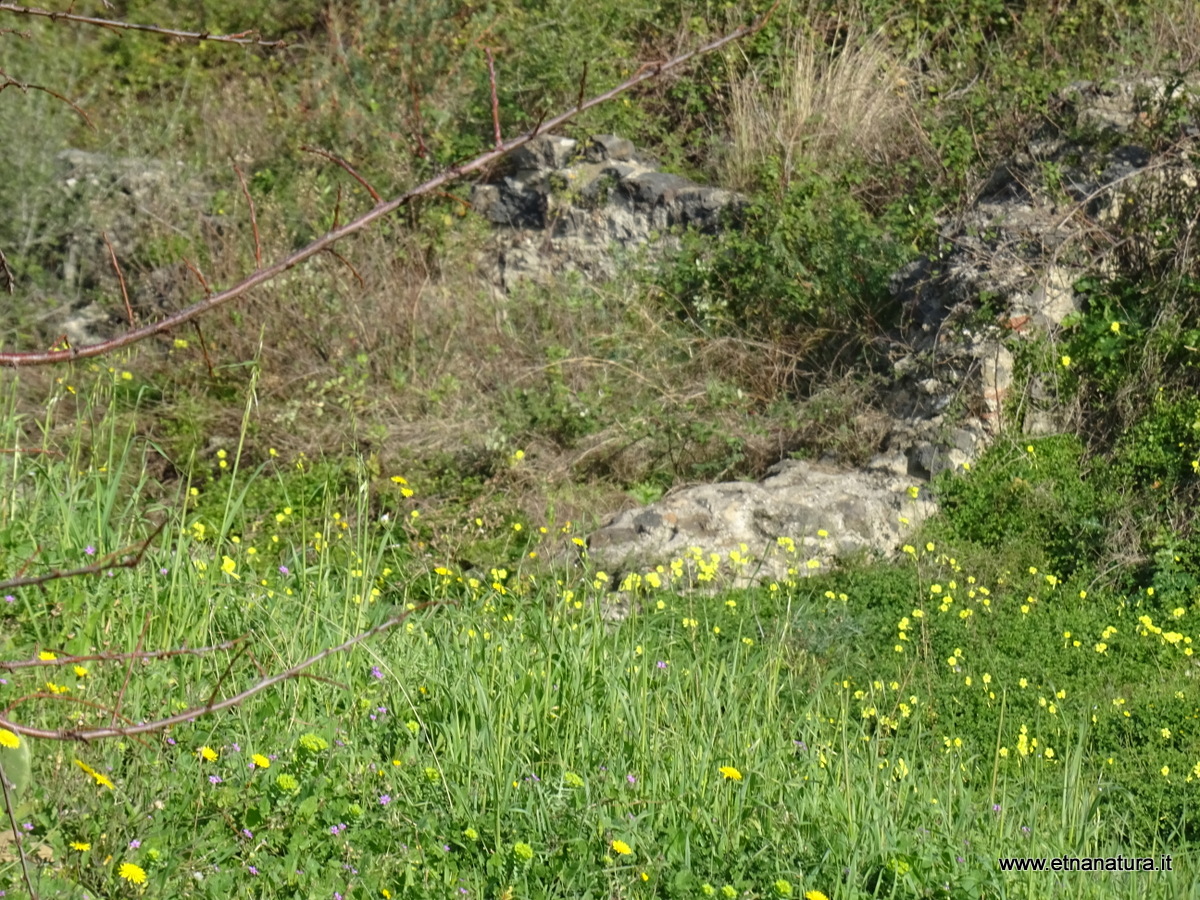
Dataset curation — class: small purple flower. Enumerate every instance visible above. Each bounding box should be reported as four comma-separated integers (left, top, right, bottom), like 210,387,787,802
443,844,450,852
106,570,115,577
248,866,259,876
379,795,391,806
371,666,383,680
993,804,1001,813
231,743,241,752
242,829,253,839
1021,826,1031,835
3,596,12,604
160,568,169,575
279,565,289,575
21,823,32,832
656,660,667,669
209,775,222,784
794,740,808,752
626,773,636,784
956,856,965,863
129,839,141,849
166,737,176,746
85,546,95,556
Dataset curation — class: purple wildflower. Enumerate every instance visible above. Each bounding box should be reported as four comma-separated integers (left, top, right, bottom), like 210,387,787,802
209,775,222,784
379,795,391,806
371,666,383,680
85,546,95,556
129,839,141,849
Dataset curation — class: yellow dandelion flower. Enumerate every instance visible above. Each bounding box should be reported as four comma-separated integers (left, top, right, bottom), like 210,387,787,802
71,841,91,851
118,862,147,884
718,766,743,782
611,839,633,856
252,753,271,768
805,892,831,900
199,746,218,761
0,730,20,749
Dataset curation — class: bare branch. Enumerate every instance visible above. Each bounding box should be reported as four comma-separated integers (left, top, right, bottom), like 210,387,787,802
0,601,445,741
101,231,134,326
485,47,502,149
233,164,262,269
0,759,35,900
0,638,243,671
0,66,92,128
0,10,775,367
0,246,13,295
301,146,382,204
0,520,165,591
0,3,287,46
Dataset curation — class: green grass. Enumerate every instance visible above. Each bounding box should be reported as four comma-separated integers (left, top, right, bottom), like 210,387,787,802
0,373,1196,899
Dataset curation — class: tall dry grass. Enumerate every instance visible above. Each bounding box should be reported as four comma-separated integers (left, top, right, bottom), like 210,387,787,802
718,18,926,191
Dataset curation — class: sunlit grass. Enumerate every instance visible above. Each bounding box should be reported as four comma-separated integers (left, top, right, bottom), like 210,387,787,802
0,373,1194,898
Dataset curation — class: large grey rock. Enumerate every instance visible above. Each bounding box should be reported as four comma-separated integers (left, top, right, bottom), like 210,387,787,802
587,459,935,586
473,134,746,291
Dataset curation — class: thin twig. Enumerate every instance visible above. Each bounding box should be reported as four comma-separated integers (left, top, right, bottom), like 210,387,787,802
0,638,242,671
0,3,286,46
101,231,135,326
0,602,445,741
233,165,262,269
576,61,588,110
182,258,212,294
0,520,165,592
111,613,150,726
0,759,35,900
407,72,428,159
0,246,13,294
0,4,780,368
301,146,382,203
323,248,365,289
191,320,215,380
485,47,502,148
0,67,92,128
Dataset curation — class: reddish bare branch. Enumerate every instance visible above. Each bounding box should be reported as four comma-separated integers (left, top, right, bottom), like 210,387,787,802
407,73,428,159
0,3,287,46
0,520,165,591
324,248,365,289
576,61,588,110
191,320,216,379
101,231,135,326
0,758,35,899
0,638,243,671
0,9,777,369
0,246,13,294
0,601,445,741
233,165,262,269
111,613,150,726
0,67,92,128
182,258,211,294
301,146,382,203
485,47,502,149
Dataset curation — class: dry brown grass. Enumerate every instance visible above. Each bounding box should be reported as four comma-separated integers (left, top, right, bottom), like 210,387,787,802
718,14,927,191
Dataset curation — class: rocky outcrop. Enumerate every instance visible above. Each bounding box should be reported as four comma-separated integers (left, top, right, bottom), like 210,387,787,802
586,460,936,588
51,150,209,345
472,134,745,292
501,82,1200,589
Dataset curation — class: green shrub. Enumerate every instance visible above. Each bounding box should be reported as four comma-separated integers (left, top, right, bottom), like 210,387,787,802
931,436,1104,576
658,167,911,349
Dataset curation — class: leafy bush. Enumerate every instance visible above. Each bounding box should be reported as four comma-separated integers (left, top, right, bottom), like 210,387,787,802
658,168,911,350
930,436,1104,577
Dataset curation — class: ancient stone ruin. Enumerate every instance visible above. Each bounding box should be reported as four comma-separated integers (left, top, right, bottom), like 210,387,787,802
470,78,1199,588
472,133,746,292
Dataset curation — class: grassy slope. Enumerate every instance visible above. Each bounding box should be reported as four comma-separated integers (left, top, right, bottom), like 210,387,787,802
1,0,1200,896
